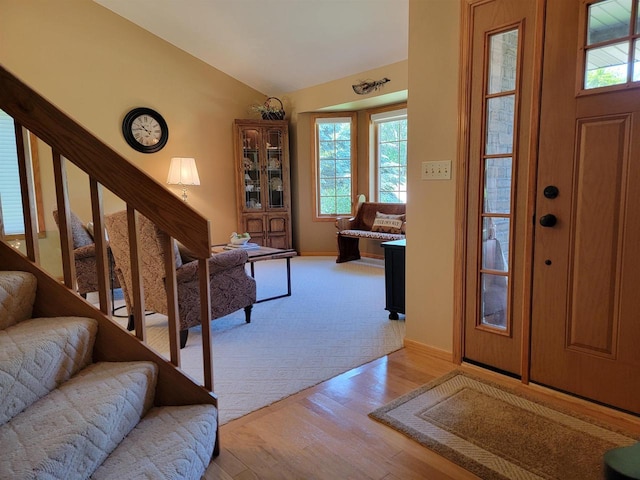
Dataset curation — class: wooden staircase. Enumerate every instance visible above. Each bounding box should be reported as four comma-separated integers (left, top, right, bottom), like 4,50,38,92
0,266,217,478
0,64,220,477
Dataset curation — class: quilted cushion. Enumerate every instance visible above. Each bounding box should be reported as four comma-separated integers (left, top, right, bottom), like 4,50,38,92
338,229,405,241
0,271,36,330
0,361,157,480
91,405,217,480
0,316,97,426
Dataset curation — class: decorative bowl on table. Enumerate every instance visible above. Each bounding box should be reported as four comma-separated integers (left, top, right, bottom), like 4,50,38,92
230,232,251,245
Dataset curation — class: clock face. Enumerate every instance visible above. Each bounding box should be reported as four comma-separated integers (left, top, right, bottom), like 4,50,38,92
122,107,168,153
131,115,161,147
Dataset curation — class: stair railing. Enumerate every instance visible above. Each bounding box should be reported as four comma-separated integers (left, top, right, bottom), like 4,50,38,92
0,65,215,390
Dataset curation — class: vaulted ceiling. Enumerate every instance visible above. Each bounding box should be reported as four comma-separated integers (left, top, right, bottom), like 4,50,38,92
93,0,409,95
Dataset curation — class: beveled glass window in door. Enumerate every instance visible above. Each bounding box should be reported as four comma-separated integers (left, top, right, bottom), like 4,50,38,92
242,129,262,210
477,27,520,332
583,0,640,89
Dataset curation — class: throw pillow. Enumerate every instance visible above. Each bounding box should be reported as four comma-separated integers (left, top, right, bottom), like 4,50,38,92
371,212,405,234
68,211,94,248
86,221,110,242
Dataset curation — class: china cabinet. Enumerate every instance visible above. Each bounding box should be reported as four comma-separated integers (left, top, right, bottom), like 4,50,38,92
233,119,292,249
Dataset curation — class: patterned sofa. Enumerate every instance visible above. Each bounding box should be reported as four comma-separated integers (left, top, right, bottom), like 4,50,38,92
335,202,406,263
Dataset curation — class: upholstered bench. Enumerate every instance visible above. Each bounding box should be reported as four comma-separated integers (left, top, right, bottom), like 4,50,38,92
335,202,406,263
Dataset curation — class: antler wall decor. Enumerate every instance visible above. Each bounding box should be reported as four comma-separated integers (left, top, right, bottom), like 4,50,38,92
352,77,390,95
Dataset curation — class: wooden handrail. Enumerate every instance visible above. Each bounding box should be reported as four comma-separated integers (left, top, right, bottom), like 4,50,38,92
0,242,217,407
0,65,210,258
0,64,214,392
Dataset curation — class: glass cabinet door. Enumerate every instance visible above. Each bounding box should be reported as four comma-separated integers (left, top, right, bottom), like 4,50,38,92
265,127,285,209
234,119,291,249
242,128,262,210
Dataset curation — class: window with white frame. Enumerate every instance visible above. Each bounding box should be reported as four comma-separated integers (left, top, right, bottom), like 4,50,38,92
0,109,26,236
371,107,407,203
312,113,357,219
0,108,43,238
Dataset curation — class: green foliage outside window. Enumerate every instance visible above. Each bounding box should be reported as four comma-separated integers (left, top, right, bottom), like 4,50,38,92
317,121,352,215
378,118,407,203
585,66,627,89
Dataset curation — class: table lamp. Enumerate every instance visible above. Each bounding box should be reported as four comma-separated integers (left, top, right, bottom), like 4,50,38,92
167,157,200,202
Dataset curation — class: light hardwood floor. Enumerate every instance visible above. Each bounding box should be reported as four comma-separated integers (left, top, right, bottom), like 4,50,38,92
205,348,640,479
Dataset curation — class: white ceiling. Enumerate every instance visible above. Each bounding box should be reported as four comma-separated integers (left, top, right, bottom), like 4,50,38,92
93,0,409,95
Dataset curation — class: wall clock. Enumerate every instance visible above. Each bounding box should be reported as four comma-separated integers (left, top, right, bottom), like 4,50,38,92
122,107,169,153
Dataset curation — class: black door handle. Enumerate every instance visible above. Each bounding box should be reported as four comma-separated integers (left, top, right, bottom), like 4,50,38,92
539,214,557,227
543,185,559,199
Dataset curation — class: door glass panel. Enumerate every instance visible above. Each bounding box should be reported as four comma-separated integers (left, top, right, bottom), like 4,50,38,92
480,273,508,330
633,39,640,81
585,41,629,88
266,128,284,208
485,95,515,155
477,27,519,335
242,128,262,210
488,29,519,94
587,0,631,45
484,157,512,214
582,0,640,90
482,218,510,271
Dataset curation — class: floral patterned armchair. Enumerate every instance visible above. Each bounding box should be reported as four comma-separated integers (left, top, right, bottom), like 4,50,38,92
52,209,120,297
104,210,256,348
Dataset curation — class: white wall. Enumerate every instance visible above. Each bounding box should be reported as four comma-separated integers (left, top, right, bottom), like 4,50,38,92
405,0,460,354
285,62,409,255
0,0,264,276
284,0,461,354
0,0,462,355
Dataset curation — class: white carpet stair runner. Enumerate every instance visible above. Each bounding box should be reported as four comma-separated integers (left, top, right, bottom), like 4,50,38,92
0,271,217,479
92,405,218,480
0,316,97,425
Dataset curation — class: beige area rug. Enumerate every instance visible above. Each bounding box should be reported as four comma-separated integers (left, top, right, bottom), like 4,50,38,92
370,371,638,480
104,256,405,425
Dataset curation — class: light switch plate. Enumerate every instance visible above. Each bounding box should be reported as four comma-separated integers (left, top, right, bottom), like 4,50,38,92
421,161,451,180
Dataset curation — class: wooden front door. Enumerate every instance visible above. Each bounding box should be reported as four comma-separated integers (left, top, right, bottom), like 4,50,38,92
462,0,543,376
530,0,640,413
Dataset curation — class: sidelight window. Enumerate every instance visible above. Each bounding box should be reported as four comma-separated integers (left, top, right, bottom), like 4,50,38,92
477,27,521,333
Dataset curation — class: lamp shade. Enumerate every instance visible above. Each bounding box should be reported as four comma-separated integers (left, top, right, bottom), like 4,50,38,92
167,157,200,186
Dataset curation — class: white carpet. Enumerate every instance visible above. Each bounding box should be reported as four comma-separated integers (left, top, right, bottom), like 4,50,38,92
103,256,405,424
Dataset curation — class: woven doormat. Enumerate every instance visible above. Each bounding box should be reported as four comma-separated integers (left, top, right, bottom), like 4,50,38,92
370,371,637,480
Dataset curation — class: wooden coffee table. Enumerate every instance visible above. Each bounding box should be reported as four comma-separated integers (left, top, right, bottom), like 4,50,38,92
211,245,297,303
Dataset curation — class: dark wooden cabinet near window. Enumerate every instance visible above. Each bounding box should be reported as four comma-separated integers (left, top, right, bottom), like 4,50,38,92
233,119,292,249
382,239,405,320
